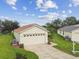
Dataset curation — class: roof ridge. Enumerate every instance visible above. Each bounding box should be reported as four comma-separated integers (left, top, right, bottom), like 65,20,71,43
14,23,48,33
58,24,79,32
14,23,36,33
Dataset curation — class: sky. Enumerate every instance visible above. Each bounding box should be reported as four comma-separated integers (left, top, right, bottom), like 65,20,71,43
0,0,79,26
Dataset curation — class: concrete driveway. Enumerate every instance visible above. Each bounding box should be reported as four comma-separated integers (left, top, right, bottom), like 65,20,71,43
25,44,79,59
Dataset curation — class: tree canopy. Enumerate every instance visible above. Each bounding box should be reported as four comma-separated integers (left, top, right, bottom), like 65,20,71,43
63,16,78,26
44,16,79,33
0,19,19,33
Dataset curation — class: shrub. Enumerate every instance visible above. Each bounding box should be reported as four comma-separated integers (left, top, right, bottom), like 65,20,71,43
19,44,24,48
65,36,71,41
16,53,27,59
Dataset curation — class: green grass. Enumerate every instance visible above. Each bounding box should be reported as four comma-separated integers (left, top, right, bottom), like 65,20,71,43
0,33,38,59
51,32,79,56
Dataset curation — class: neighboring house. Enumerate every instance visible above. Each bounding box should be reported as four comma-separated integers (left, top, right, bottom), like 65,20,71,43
14,24,48,46
58,24,79,42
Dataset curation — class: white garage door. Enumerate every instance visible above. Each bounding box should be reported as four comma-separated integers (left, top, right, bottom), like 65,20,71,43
23,33,47,45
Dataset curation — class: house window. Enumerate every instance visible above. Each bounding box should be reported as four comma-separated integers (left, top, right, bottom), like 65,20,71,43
33,34,35,36
38,34,40,36
36,34,37,36
40,33,41,36
30,34,32,36
40,33,45,36
43,33,45,35
24,34,26,37
26,34,29,37
24,33,45,37
60,30,61,33
63,31,64,35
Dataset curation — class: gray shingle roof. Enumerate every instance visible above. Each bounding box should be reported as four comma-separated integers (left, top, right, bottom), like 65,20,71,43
58,24,79,32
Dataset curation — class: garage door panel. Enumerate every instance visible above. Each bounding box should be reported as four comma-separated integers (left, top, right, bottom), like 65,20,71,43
23,33,47,45
25,37,45,45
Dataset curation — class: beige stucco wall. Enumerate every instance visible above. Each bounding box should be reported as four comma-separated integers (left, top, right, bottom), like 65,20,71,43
14,26,48,46
14,32,20,42
64,32,72,38
58,30,64,36
58,30,72,38
58,28,79,42
72,28,79,42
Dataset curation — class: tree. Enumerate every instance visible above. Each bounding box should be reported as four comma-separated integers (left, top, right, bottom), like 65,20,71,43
76,20,79,24
51,18,62,29
43,23,56,33
0,20,4,32
11,21,19,30
2,19,19,33
44,16,79,34
64,16,77,26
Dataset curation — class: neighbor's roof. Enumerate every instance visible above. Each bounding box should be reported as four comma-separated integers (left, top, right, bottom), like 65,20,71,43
14,24,48,33
58,24,79,32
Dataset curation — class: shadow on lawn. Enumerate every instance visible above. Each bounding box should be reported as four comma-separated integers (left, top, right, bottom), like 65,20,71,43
16,53,27,59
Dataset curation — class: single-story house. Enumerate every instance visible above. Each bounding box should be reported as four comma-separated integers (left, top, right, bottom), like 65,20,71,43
14,24,48,46
58,24,79,42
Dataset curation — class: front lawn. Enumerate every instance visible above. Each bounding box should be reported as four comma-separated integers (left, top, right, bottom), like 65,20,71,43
0,33,38,59
51,32,79,56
